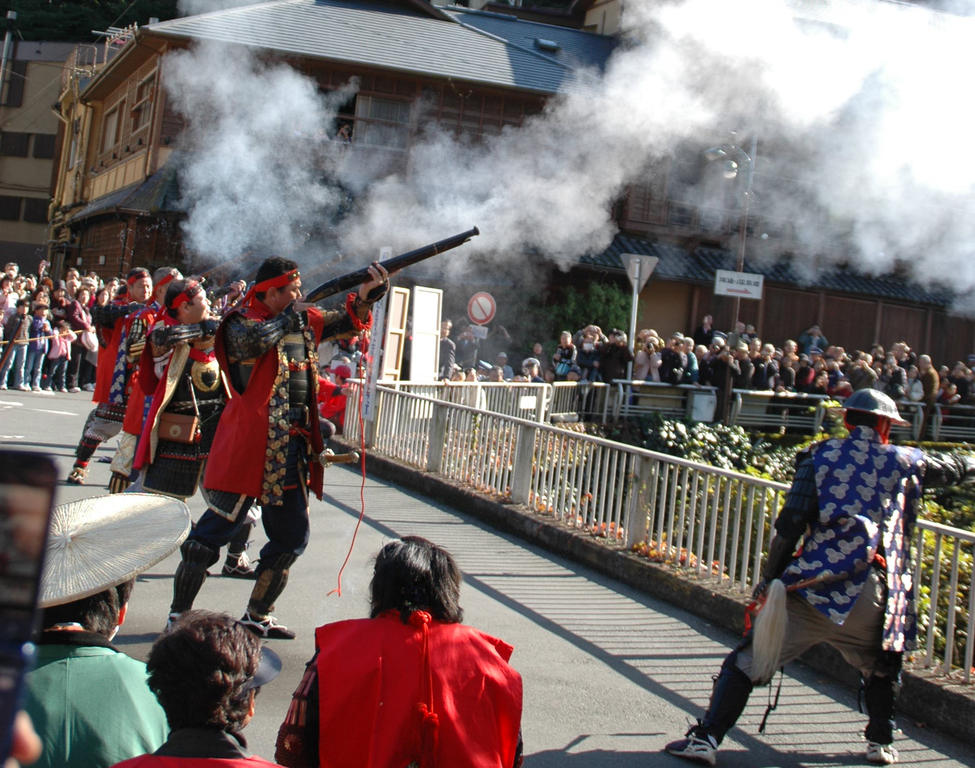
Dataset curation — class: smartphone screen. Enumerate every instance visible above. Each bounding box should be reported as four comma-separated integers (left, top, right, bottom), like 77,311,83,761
0,451,57,762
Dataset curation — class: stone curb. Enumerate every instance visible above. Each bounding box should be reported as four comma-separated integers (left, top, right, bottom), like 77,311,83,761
337,439,975,743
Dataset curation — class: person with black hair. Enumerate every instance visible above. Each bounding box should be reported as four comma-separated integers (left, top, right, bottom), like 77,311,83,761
130,278,255,578
67,267,153,485
25,579,169,768
107,266,183,493
666,390,975,766
275,536,523,768
23,491,190,768
110,611,282,767
168,256,388,639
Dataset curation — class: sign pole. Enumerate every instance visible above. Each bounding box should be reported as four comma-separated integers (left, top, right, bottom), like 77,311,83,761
622,254,658,380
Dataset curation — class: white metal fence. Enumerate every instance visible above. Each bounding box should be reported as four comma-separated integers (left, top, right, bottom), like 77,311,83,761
343,384,975,682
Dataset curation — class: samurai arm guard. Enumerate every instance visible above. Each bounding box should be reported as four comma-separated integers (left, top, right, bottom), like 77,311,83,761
223,311,291,363
150,321,213,351
125,314,148,363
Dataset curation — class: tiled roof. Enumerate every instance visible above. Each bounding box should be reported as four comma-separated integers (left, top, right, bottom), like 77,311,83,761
146,0,587,94
444,7,617,72
585,232,954,307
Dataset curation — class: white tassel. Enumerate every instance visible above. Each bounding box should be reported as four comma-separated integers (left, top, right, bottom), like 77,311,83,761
750,579,787,684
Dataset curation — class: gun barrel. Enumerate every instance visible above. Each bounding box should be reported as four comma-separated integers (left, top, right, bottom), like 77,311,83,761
304,226,479,303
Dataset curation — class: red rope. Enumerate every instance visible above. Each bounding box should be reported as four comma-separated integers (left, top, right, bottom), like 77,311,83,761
328,364,370,597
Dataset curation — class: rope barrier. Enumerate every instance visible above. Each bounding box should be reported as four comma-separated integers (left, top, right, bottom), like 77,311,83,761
0,330,79,347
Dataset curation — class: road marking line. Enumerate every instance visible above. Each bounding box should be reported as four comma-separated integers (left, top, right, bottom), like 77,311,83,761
28,409,79,416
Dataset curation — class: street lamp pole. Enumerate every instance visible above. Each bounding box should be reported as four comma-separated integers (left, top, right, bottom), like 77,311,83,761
704,134,757,422
705,135,757,333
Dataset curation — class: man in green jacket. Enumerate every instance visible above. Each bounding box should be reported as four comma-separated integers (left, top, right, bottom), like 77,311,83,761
24,580,169,768
23,492,190,768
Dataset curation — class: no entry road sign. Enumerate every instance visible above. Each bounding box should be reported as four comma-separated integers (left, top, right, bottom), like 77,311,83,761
467,291,497,326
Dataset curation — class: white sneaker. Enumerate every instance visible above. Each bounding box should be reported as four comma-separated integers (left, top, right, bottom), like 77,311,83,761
665,732,718,766
68,386,81,393
82,383,95,391
866,742,898,765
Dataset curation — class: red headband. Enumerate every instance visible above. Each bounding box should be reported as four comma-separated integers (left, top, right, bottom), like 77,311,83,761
156,272,177,290
253,269,300,294
127,270,150,286
170,281,201,310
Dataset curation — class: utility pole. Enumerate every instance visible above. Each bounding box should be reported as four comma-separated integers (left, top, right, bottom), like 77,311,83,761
0,11,16,106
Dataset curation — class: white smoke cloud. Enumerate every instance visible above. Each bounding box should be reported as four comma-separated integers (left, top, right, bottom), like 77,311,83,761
163,42,357,265
164,0,975,306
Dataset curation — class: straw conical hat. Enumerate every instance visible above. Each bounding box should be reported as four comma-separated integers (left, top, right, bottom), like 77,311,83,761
40,493,191,608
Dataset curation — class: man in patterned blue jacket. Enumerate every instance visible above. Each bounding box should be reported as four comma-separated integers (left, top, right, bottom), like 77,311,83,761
666,389,975,766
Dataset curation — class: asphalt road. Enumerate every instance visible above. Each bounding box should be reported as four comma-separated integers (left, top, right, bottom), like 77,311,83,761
4,388,975,767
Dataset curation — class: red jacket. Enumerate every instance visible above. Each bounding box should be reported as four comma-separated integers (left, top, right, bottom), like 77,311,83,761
203,303,328,500
314,612,523,768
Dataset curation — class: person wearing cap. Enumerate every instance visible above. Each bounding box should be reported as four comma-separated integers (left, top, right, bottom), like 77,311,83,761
111,611,282,768
666,390,975,766
67,267,153,485
522,356,544,383
168,256,388,640
107,267,183,493
275,536,523,768
23,493,190,768
495,351,513,381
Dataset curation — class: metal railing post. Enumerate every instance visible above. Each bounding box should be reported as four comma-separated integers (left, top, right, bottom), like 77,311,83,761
626,455,653,546
510,422,537,505
426,402,448,473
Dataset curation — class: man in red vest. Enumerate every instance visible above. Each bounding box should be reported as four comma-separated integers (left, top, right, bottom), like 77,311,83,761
167,256,387,639
67,268,152,485
108,266,181,493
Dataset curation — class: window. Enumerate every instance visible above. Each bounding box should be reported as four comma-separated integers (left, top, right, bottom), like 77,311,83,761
32,134,56,159
0,196,21,221
0,131,30,157
130,73,155,133
23,198,49,224
101,100,125,153
354,95,410,149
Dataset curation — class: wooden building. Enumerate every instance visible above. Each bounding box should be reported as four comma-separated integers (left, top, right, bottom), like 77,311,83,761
45,0,974,363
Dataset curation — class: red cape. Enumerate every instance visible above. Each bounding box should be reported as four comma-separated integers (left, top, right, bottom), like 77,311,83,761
315,613,522,768
203,303,327,500
92,305,126,404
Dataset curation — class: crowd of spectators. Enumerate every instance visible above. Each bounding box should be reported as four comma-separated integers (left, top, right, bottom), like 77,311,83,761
7,256,974,421
434,311,975,418
0,261,100,393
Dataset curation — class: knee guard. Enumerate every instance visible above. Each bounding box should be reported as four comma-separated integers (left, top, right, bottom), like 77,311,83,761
863,652,902,745
247,552,298,617
700,649,755,745
171,539,219,613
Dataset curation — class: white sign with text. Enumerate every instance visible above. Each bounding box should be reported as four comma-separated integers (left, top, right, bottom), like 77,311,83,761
714,270,764,300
